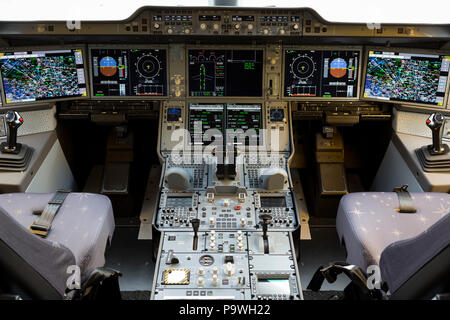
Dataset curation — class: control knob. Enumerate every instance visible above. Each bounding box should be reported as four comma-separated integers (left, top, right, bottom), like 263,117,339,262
224,262,235,276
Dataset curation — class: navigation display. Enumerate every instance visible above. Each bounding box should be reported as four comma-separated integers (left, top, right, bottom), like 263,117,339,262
91,48,167,97
226,103,261,145
284,49,360,98
188,49,263,97
0,49,87,104
189,103,225,145
363,50,450,106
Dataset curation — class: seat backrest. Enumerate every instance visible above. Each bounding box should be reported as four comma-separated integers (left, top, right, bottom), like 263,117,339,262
380,213,450,299
0,206,76,299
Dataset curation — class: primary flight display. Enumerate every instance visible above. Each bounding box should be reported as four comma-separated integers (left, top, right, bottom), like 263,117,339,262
90,48,167,97
284,49,360,98
0,49,87,104
363,50,450,106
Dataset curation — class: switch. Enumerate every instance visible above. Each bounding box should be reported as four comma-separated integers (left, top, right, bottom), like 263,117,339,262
198,267,205,276
234,205,242,210
224,262,235,276
197,277,204,286
212,267,219,275
240,218,246,227
212,274,219,286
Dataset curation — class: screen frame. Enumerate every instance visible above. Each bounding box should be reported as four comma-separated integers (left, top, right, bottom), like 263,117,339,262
361,46,450,108
186,45,266,99
88,44,169,100
282,45,363,101
0,45,90,106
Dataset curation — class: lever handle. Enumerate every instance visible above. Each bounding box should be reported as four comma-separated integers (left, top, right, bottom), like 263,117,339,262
191,218,200,251
1,111,23,153
426,113,448,155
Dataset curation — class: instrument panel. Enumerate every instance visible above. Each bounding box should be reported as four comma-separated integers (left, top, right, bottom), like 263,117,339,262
0,43,448,111
283,47,361,99
90,46,168,98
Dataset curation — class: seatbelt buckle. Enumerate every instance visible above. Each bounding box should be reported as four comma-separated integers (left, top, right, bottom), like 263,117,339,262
30,222,51,238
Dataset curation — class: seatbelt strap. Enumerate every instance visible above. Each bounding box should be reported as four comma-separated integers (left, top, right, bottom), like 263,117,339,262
393,185,416,213
30,191,71,237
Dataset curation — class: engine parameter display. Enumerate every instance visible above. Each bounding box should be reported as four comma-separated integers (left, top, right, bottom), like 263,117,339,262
91,48,167,97
363,50,450,106
284,49,360,98
0,49,87,104
188,49,263,97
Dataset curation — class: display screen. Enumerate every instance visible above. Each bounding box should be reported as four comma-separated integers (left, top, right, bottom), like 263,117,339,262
0,49,87,104
270,108,285,122
167,108,181,122
226,103,262,145
260,196,287,207
284,49,360,98
189,103,225,145
257,279,290,295
188,103,262,146
188,49,263,97
91,48,167,97
363,50,450,106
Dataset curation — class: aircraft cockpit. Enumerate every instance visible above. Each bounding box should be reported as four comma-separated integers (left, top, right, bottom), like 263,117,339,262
0,1,448,309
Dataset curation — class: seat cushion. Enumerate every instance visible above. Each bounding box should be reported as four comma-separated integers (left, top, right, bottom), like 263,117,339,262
336,192,450,271
0,192,115,278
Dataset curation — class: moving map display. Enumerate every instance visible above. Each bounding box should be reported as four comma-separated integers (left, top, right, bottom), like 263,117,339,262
0,49,87,104
91,48,167,97
363,50,450,106
284,49,360,98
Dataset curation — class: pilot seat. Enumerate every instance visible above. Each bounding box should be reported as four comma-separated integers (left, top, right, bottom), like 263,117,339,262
309,189,450,299
0,192,119,300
